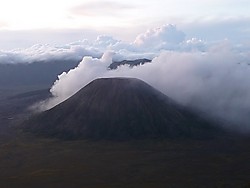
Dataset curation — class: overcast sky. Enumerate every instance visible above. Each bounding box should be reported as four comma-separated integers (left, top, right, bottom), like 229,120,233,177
0,0,249,50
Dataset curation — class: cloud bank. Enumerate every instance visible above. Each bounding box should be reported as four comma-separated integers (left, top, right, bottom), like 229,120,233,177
37,44,250,133
3,24,250,132
0,24,206,64
134,24,185,50
0,43,102,64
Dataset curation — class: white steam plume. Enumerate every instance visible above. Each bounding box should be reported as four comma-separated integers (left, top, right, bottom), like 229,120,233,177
18,24,249,132
36,51,114,111
37,40,250,132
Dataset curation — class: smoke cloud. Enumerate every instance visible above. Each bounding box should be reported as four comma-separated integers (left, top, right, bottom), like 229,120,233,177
36,44,250,132
36,51,114,110
10,24,250,132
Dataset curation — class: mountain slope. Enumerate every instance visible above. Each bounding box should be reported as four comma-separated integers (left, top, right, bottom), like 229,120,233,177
23,77,223,140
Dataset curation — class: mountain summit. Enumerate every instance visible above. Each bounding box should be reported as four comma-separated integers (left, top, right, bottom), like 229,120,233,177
24,77,222,140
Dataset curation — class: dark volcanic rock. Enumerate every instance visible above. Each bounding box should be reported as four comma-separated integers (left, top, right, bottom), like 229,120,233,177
24,78,223,140
108,59,151,69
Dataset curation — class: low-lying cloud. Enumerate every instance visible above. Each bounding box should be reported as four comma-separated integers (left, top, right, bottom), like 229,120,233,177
0,43,101,64
0,24,206,64
134,24,185,50
35,38,250,132
4,24,250,132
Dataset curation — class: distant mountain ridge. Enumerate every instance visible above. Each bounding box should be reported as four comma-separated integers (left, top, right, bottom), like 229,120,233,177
0,59,80,88
109,59,151,69
23,77,223,140
0,59,151,88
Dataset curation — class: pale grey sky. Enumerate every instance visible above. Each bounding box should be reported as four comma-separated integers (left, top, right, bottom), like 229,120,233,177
0,0,249,49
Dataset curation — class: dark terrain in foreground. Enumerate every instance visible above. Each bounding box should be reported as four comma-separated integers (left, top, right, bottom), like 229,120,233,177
0,80,249,187
0,128,249,188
